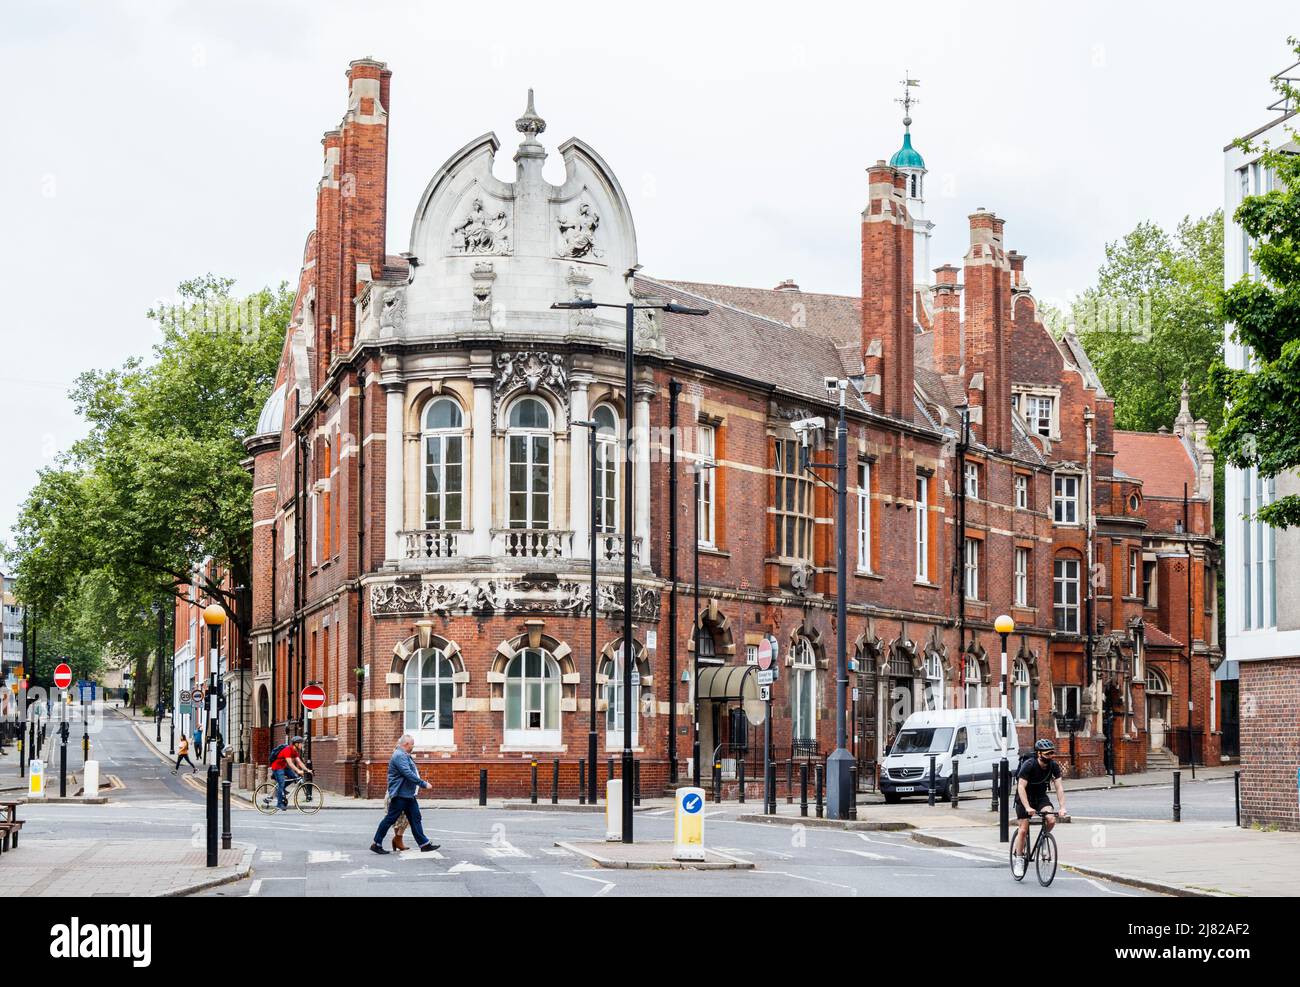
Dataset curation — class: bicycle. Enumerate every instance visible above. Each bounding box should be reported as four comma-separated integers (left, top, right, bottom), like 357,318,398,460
254,773,323,815
1010,808,1062,886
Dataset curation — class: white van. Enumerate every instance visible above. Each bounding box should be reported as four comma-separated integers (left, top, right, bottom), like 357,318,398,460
879,708,1020,803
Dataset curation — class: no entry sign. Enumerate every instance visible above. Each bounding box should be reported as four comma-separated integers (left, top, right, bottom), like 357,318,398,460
300,685,326,711
756,639,773,670
53,663,73,689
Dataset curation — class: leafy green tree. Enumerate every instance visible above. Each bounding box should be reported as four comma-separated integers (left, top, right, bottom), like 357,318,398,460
1212,39,1300,529
9,275,292,644
1074,212,1224,436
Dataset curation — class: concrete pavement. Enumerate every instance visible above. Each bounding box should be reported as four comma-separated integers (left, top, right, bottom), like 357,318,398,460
0,838,253,897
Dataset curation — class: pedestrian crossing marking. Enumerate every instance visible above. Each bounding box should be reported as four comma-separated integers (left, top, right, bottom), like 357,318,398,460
308,850,350,864
259,851,282,862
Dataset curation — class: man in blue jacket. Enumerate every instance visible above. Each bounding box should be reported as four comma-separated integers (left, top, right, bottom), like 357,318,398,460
370,734,440,854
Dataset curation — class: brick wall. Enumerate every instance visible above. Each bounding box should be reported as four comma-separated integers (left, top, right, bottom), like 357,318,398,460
1239,658,1300,830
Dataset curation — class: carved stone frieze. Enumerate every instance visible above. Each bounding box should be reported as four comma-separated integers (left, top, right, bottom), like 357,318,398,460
492,350,569,424
369,577,660,622
450,196,511,256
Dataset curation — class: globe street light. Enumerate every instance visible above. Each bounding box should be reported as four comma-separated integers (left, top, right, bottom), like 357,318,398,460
994,613,1014,844
202,603,226,867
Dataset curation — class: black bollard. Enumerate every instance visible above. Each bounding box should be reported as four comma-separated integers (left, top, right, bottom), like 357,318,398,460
928,754,937,807
951,760,960,808
608,757,615,784
478,768,488,807
530,760,538,805
998,757,1010,844
551,759,559,805
990,761,999,812
222,754,232,850
59,720,68,798
815,763,824,819
712,759,722,803
1173,770,1181,822
799,763,808,817
578,759,586,805
737,758,746,804
1234,770,1241,828
786,759,794,804
849,765,858,820
766,761,777,815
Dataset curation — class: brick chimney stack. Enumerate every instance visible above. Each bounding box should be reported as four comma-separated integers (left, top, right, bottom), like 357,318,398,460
932,264,962,376
861,160,914,421
962,209,1012,452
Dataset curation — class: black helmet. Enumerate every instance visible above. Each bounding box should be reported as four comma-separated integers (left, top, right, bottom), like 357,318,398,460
291,735,304,745
1034,739,1055,753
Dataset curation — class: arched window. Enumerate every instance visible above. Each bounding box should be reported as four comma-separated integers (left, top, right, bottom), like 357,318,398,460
504,647,561,744
593,404,619,533
423,398,464,530
1013,659,1032,722
404,647,455,744
964,655,983,708
602,643,639,746
507,398,552,529
791,639,816,742
924,652,944,711
695,628,717,663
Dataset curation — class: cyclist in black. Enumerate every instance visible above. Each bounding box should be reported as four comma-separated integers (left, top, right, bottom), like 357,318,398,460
1012,738,1069,877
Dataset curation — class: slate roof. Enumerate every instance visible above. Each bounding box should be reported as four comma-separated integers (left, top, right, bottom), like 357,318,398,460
1113,432,1196,499
1143,625,1185,650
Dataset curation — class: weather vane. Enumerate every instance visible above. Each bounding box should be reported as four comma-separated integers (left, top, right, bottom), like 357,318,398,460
896,73,920,127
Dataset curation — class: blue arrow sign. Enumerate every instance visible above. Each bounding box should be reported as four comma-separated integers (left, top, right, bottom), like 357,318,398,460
682,793,702,814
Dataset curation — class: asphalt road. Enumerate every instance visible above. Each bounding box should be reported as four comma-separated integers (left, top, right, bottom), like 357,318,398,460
5,710,1159,897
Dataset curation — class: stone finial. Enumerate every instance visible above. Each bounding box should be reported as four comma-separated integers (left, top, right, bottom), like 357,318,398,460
515,88,546,141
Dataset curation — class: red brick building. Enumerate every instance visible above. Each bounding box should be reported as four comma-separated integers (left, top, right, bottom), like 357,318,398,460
243,59,1221,798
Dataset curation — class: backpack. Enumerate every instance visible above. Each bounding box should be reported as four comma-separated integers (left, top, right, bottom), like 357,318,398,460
268,743,289,766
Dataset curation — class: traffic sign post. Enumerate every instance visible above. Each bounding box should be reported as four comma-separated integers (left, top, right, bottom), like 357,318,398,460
673,787,706,861
301,685,325,766
53,663,72,690
760,634,778,814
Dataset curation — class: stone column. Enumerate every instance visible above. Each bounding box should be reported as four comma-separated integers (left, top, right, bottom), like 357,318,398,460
633,384,654,566
569,374,593,560
383,378,404,564
470,370,494,556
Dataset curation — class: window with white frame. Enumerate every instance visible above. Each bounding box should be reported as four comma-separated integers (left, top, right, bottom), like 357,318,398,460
404,648,454,744
1241,467,1277,630
915,474,930,581
791,639,816,742
964,462,980,499
745,644,758,665
1015,474,1029,510
963,655,983,708
774,437,813,562
282,508,295,559
697,424,716,546
695,628,718,664
423,398,465,530
1128,549,1140,598
1014,547,1030,607
1013,660,1032,722
504,647,561,744
1053,557,1081,633
593,404,619,534
924,652,944,711
964,538,980,600
1024,394,1054,437
1053,685,1081,720
1053,473,1079,524
603,645,639,747
507,397,552,529
857,462,871,570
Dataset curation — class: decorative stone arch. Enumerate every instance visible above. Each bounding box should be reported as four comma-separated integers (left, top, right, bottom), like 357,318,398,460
405,380,472,433
923,623,952,675
256,684,271,728
487,620,578,713
961,636,991,687
388,619,470,711
688,597,736,661
1016,635,1041,689
495,366,569,432
887,624,923,679
597,637,653,716
787,621,828,671
854,618,884,669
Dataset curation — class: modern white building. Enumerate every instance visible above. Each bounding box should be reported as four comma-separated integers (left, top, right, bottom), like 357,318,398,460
1,572,24,689
1222,79,1299,828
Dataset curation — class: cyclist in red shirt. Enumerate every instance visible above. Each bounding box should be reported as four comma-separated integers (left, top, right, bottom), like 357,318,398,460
270,736,309,810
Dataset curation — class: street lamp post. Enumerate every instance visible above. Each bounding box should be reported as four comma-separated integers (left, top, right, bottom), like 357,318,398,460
202,603,226,868
801,379,852,820
692,457,716,790
995,613,1015,844
553,294,708,843
573,416,601,806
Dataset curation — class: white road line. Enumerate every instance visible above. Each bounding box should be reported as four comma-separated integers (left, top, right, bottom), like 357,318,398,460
930,847,999,863
307,850,350,864
758,871,856,893
564,871,616,896
259,851,282,862
247,879,262,897
833,848,898,861
1058,875,1134,896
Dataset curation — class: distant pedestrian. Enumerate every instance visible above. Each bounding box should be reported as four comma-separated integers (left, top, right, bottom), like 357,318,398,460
192,726,202,759
370,734,439,854
172,736,196,774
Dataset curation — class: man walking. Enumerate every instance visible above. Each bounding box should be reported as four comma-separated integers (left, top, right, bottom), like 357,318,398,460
370,734,439,854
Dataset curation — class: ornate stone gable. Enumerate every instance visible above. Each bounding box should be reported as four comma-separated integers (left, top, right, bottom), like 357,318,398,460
449,194,512,256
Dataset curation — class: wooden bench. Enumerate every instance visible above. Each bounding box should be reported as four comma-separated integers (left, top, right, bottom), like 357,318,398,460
0,801,23,852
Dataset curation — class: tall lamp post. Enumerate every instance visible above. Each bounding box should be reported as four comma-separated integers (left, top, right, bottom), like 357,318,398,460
553,294,709,843
691,457,716,790
995,613,1014,844
800,378,852,819
572,416,601,806
201,603,226,867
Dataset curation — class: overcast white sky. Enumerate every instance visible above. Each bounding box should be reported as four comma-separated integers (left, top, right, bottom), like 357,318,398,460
0,1,1293,546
